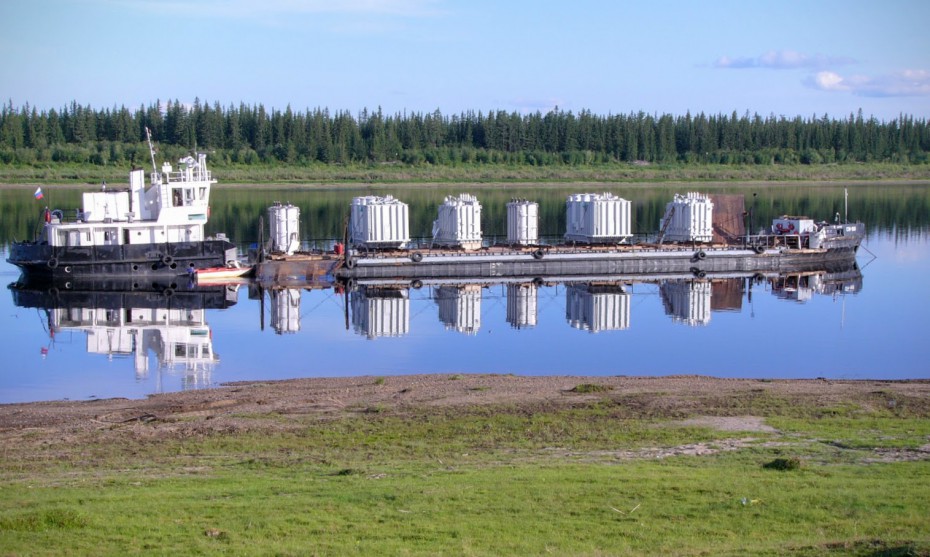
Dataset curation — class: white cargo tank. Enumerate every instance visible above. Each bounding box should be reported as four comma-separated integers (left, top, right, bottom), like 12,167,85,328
506,199,539,246
432,194,482,250
564,193,631,243
434,285,482,334
350,195,410,249
659,192,714,243
660,280,711,326
268,203,301,255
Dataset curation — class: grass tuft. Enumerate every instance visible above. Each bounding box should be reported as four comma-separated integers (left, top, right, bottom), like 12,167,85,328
763,457,803,471
570,383,613,394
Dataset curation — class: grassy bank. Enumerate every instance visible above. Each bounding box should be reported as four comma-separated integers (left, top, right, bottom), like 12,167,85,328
2,160,930,185
1,377,928,556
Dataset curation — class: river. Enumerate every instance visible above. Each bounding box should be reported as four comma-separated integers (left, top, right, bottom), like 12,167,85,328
1,182,928,403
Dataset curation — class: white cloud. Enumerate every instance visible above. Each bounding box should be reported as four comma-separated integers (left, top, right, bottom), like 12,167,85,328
714,49,855,70
806,69,930,97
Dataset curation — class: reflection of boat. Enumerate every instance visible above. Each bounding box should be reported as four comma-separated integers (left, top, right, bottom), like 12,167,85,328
7,132,237,279
8,277,237,388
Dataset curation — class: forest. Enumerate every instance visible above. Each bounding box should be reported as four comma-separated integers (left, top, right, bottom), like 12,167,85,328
1,100,928,170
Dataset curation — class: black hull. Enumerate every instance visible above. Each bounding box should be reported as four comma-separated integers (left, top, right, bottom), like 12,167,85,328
6,240,237,280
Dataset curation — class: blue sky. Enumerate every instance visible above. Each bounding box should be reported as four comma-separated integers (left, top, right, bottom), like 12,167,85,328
2,0,929,120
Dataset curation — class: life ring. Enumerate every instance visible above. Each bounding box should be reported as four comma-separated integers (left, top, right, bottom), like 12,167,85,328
161,255,174,265
532,249,545,260
754,245,766,254
51,209,64,221
411,279,423,289
695,250,706,260
47,257,59,269
410,252,423,263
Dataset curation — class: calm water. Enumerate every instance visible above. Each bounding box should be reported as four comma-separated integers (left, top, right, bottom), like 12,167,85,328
1,183,928,403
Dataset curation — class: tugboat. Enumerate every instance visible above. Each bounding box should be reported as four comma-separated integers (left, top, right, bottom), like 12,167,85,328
7,130,237,280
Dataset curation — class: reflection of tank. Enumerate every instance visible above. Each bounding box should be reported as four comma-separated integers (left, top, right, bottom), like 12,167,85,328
434,285,482,334
350,286,409,339
506,283,538,329
270,288,301,334
660,280,712,326
565,283,630,332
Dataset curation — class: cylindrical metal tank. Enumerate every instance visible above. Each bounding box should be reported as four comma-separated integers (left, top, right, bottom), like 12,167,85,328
270,288,301,334
349,195,410,249
506,199,539,246
659,192,714,243
564,193,631,243
432,194,482,250
268,203,301,255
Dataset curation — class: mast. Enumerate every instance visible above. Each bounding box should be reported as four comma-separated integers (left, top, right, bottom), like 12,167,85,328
145,127,158,176
844,188,848,224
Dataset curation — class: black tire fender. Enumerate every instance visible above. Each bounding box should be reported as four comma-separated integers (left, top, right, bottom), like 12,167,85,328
411,279,423,289
163,287,174,297
345,257,357,269
162,254,174,265
47,257,59,269
754,245,766,254
410,252,423,263
695,250,706,260
532,249,545,260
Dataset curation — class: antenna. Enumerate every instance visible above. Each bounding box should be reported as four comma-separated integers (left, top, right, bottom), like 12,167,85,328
844,188,848,224
145,127,157,175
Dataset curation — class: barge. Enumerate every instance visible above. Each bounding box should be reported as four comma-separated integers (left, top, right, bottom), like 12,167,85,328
7,131,237,280
255,192,865,284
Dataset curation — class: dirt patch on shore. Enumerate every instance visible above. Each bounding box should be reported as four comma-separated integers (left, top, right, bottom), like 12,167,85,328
2,375,928,442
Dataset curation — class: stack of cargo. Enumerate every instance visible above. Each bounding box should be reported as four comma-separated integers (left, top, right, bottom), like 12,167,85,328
432,194,482,250
506,199,539,246
268,203,301,255
434,285,482,334
350,195,410,249
564,193,632,243
660,281,711,326
659,192,714,243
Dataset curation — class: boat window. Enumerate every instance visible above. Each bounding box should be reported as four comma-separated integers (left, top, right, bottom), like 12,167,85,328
172,188,182,207
199,187,207,200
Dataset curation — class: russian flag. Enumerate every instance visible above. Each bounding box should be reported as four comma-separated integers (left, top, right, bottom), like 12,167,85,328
34,187,44,200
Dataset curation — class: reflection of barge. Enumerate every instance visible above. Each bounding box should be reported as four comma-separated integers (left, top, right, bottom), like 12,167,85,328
7,132,236,280
255,192,865,283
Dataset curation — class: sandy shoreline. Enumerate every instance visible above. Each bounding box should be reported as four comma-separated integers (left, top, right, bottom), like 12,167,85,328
2,374,928,432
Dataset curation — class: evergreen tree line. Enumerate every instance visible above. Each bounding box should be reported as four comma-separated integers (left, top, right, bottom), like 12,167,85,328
1,100,928,167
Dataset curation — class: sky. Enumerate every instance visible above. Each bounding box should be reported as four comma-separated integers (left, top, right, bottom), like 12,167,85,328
2,0,929,121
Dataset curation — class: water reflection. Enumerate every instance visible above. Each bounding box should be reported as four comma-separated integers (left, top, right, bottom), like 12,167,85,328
6,264,864,393
9,279,238,390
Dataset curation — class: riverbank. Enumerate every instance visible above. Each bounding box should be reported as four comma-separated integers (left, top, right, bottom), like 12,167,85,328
1,374,928,555
3,161,930,186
